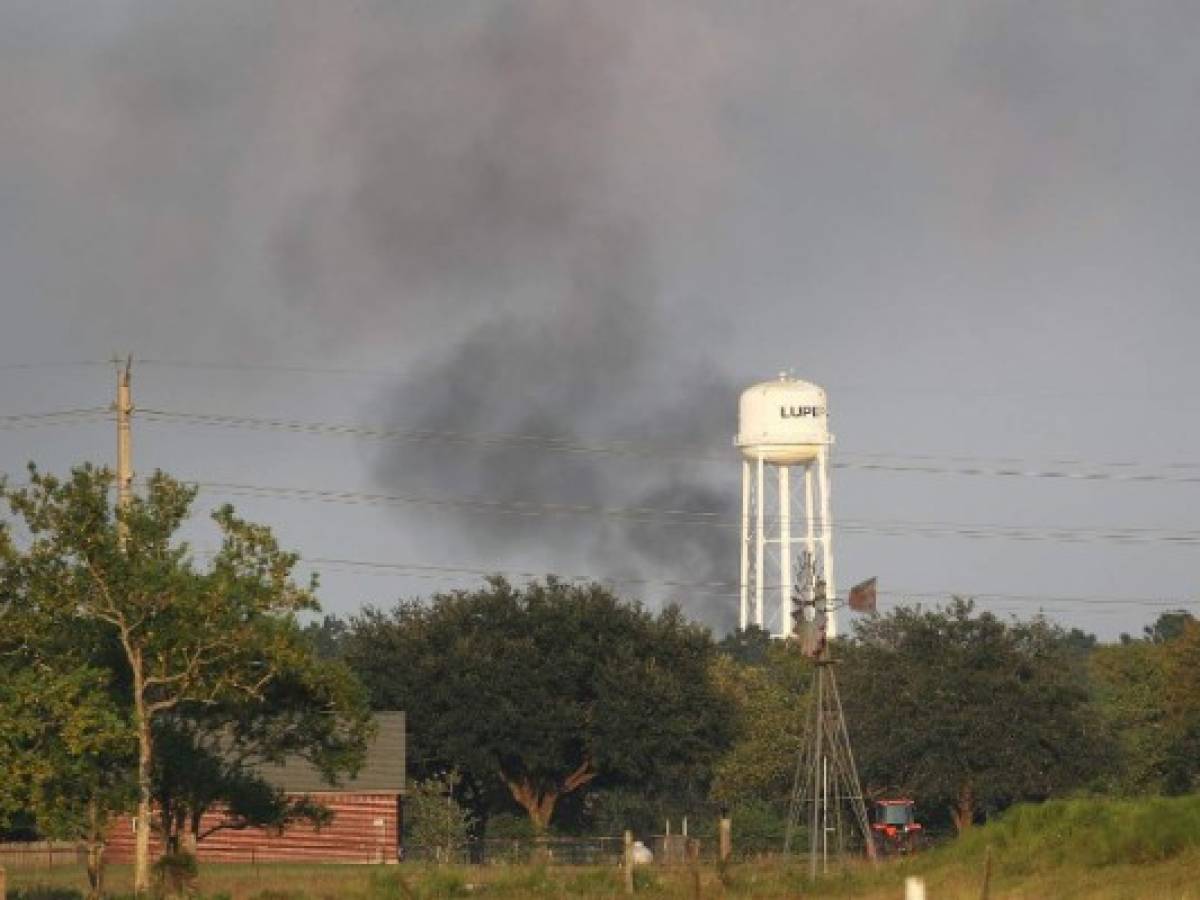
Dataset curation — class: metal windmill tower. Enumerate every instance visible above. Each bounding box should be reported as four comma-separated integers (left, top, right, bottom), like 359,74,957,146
783,562,877,877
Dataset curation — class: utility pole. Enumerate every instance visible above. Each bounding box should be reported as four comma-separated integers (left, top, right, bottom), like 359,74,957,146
114,355,133,549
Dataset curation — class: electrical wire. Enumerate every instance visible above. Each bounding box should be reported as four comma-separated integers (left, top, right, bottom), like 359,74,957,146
290,555,1199,610
135,359,418,379
178,479,1200,549
138,408,1200,484
0,361,112,372
0,407,112,430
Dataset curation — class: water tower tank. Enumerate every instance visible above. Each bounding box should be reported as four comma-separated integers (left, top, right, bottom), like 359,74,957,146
736,375,829,464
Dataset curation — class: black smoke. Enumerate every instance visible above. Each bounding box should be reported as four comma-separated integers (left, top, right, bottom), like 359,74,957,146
287,3,745,625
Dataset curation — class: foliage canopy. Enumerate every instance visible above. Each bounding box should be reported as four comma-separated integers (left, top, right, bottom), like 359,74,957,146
345,576,734,830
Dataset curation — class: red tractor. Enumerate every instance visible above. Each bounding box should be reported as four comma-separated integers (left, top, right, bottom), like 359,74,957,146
870,799,922,854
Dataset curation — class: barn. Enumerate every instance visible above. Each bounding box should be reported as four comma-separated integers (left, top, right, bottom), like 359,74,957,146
108,711,406,864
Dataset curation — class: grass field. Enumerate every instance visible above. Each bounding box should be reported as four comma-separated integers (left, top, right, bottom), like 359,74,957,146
7,795,1200,898
7,851,1200,898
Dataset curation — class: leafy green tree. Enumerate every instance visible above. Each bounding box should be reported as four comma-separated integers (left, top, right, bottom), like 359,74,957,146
1090,640,1173,795
708,644,810,807
1144,610,1197,644
1160,618,1200,792
1,464,335,893
0,662,133,898
406,772,475,863
839,599,1111,832
0,512,134,898
302,614,349,659
150,644,370,852
716,626,775,667
345,577,733,831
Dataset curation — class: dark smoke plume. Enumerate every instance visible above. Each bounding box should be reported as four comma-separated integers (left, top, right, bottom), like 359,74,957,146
296,3,744,626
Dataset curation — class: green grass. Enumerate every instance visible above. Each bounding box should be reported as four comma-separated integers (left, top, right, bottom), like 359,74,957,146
800,793,1200,899
8,796,1200,898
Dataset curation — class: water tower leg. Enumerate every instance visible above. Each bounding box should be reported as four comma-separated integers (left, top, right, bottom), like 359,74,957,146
817,447,835,640
755,455,765,629
804,464,815,572
779,465,791,638
740,459,750,632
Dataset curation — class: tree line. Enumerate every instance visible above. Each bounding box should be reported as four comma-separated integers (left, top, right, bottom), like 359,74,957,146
2,463,1198,892
312,565,1200,844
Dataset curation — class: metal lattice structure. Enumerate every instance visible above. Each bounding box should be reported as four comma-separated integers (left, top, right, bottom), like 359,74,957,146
784,580,876,878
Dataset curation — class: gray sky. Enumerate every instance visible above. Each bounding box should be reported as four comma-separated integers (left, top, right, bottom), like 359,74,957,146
2,1,1198,639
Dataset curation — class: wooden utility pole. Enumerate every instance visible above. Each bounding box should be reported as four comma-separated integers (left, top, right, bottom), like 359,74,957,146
115,356,133,548
114,355,152,893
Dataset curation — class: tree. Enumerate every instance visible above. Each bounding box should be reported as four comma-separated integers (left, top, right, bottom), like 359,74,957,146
344,577,734,831
151,649,369,852
1159,618,1200,792
708,643,810,807
839,599,1111,833
716,625,775,667
0,662,133,898
1144,610,1197,644
0,513,134,899
150,646,370,854
1089,639,1174,795
1,464,335,893
405,772,475,863
302,614,349,660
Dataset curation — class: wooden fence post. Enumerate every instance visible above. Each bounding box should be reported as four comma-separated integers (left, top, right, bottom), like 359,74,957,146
623,830,634,895
718,816,732,863
1,863,7,899
980,845,993,900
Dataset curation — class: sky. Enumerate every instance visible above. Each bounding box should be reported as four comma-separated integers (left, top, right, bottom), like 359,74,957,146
1,0,1198,640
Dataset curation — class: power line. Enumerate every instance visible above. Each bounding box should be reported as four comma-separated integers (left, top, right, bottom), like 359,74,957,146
0,361,111,373
139,408,1200,484
292,554,1198,609
178,479,1200,548
139,408,685,460
0,407,112,430
135,358,419,379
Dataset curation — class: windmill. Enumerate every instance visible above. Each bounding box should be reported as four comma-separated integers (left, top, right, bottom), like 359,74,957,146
783,559,879,877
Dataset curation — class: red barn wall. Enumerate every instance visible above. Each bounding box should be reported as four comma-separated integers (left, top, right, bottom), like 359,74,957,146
107,793,401,864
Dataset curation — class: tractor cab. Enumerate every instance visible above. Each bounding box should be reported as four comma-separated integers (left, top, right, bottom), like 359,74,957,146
870,799,922,853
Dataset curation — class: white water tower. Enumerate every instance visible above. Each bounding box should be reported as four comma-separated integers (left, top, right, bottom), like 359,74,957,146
736,374,836,639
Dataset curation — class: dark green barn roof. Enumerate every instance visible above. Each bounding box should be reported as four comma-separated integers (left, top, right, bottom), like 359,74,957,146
254,711,405,795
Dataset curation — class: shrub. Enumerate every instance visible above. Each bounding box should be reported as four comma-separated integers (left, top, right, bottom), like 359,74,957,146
153,850,199,897
405,773,475,864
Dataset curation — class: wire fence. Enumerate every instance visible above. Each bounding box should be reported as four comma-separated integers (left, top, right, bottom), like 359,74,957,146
402,834,708,867
0,842,86,870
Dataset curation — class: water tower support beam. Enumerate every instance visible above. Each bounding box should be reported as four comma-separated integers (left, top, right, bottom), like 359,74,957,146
740,459,750,631
779,465,791,638
804,464,815,569
755,455,765,628
817,447,835,639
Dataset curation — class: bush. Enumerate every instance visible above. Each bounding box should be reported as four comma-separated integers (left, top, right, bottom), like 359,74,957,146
153,851,199,897
483,812,536,841
405,773,475,864
928,794,1200,874
729,798,788,856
